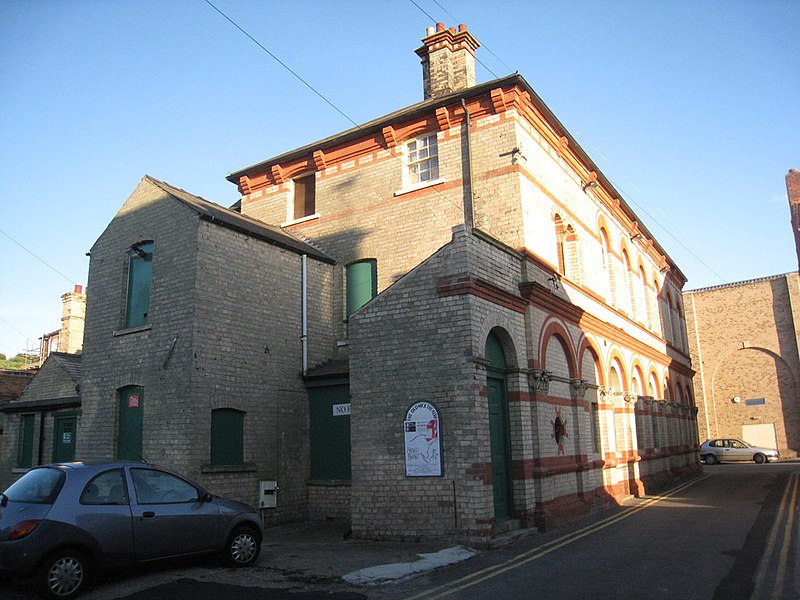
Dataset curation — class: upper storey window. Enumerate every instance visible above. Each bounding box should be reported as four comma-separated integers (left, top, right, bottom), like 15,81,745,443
407,133,439,184
292,174,316,221
125,241,153,328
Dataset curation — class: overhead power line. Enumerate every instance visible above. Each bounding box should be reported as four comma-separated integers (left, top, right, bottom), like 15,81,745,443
0,227,77,286
203,0,359,129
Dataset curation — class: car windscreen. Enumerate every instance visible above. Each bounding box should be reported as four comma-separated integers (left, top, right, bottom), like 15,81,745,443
2,468,66,504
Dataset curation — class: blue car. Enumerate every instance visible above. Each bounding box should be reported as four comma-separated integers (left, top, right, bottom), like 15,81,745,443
0,461,263,598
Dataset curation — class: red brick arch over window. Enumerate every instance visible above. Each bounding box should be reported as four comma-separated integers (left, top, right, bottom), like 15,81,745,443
538,320,578,378
577,336,605,387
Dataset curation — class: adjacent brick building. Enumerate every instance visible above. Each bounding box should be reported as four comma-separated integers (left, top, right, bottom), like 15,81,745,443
0,353,81,489
685,169,800,458
4,24,699,542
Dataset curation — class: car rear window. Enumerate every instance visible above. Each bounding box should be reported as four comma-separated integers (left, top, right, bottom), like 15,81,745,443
3,468,65,504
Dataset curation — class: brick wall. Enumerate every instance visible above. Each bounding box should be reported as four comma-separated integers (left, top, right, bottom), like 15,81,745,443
685,274,800,457
80,178,337,519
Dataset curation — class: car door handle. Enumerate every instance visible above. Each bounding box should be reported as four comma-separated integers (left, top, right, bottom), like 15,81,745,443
142,511,155,518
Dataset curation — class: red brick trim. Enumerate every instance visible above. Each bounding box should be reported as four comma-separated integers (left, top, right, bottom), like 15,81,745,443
490,88,507,113
435,106,452,130
313,150,327,171
437,276,528,313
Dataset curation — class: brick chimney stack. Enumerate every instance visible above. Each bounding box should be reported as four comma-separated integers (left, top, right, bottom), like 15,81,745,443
787,169,800,272
59,284,86,355
415,23,480,100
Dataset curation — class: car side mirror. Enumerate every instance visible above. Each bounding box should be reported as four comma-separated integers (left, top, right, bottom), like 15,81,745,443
203,493,213,503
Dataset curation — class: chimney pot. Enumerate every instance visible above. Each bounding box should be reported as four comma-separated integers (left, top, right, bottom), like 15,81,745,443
436,22,445,32
459,24,467,32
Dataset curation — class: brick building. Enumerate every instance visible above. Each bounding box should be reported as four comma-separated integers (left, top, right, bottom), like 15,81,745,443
0,353,81,489
684,169,800,458
6,24,698,543
227,24,698,541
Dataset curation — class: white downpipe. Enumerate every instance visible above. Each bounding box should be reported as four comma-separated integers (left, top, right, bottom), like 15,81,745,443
301,254,308,375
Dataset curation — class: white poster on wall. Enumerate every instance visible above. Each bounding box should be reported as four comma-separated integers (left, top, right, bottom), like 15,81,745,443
404,401,442,477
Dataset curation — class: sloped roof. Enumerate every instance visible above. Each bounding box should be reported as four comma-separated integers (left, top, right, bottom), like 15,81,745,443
145,176,334,264
48,352,82,384
1,352,81,413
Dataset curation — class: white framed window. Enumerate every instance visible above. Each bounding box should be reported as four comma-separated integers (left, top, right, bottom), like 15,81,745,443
407,133,439,185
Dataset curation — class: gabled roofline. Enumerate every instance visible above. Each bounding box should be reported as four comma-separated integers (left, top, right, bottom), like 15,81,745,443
145,176,335,264
226,73,685,283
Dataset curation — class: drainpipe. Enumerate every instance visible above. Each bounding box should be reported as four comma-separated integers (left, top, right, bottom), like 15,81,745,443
461,98,474,231
301,254,308,375
37,412,45,465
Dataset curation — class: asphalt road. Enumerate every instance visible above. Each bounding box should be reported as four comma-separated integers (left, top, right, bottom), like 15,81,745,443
4,462,797,599
387,461,799,600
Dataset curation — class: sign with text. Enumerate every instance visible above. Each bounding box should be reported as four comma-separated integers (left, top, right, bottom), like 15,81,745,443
332,403,351,416
404,401,442,477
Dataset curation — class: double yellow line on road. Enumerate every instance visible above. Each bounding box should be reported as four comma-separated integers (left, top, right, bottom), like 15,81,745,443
406,475,711,599
751,471,799,600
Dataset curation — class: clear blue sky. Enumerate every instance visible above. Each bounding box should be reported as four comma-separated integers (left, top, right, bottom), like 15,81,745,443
1,0,798,357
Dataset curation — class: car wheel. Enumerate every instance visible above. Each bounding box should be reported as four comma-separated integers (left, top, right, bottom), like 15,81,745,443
38,549,89,599
754,453,767,464
223,526,261,567
703,454,717,465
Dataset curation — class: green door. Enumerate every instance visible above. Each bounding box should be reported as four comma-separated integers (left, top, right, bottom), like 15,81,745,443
488,375,512,520
308,383,351,480
486,333,512,521
118,387,144,460
52,414,77,462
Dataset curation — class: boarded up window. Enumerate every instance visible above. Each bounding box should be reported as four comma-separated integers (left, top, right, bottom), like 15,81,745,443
293,175,316,220
211,408,244,465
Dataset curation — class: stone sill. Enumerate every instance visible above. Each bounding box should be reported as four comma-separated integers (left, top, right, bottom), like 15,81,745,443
394,177,445,197
113,324,152,337
201,463,257,474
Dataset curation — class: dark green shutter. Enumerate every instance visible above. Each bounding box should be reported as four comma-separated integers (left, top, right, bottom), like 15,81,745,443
346,260,377,316
126,241,153,328
211,409,244,465
17,414,34,468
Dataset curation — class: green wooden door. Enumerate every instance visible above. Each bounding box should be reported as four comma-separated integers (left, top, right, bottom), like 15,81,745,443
308,383,351,480
52,414,77,462
486,333,512,522
488,375,512,521
118,387,144,460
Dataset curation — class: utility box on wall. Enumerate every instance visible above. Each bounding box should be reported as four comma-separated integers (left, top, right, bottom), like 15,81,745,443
259,480,278,509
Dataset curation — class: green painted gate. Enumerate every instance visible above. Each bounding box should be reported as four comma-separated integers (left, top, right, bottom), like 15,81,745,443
118,387,144,461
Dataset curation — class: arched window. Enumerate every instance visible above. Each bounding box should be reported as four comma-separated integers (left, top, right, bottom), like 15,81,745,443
623,250,634,317
600,229,614,304
346,259,377,316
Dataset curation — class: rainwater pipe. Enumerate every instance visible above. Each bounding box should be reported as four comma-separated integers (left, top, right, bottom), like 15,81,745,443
461,98,474,231
301,254,308,375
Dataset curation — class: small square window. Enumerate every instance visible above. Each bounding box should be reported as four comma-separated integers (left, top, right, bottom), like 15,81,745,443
407,134,439,184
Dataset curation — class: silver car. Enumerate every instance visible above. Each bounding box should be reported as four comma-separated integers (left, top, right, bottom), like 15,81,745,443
700,438,780,465
0,461,263,598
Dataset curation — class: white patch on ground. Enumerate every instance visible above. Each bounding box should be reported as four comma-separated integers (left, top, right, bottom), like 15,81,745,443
342,546,477,585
